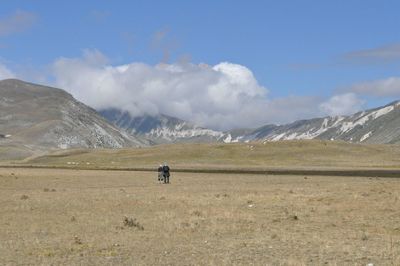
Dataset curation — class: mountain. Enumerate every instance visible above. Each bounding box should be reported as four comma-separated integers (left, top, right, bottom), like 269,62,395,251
0,79,147,150
227,101,400,144
101,101,400,145
99,108,229,144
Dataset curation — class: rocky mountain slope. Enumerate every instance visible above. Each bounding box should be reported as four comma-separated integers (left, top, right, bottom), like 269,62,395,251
0,79,147,150
102,101,400,145
100,108,227,144
227,101,400,144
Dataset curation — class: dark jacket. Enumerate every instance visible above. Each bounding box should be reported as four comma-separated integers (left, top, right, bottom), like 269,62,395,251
162,165,170,176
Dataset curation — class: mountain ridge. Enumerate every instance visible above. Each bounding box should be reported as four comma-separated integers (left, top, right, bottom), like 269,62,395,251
0,79,148,151
99,108,228,144
101,100,400,145
2,79,400,147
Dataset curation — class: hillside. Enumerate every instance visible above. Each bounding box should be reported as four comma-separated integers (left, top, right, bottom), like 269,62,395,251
226,101,400,144
0,79,147,155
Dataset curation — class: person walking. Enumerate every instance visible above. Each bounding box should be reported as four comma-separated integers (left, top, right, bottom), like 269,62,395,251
157,164,163,183
162,162,170,184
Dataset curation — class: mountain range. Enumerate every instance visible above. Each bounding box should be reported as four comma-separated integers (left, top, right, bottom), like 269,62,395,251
101,101,400,145
99,109,226,144
1,79,400,153
226,101,400,144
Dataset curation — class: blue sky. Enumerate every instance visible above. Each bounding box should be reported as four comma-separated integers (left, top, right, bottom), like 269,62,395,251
1,1,400,129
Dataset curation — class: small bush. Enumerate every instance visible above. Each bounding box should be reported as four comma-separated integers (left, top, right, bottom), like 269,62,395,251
73,235,82,245
191,210,202,217
20,195,29,200
123,216,144,230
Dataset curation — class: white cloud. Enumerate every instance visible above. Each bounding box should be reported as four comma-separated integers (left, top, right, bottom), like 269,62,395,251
350,77,400,97
0,63,15,80
319,93,365,116
0,10,36,37
51,50,323,130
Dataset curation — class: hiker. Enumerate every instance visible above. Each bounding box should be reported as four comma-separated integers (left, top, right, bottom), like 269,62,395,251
157,164,163,183
162,162,170,184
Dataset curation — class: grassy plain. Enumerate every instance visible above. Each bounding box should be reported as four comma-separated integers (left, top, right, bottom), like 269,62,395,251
21,140,400,170
1,168,400,265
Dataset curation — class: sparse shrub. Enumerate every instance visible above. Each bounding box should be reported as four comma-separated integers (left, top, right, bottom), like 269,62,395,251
123,216,144,230
180,222,190,228
43,188,50,192
191,210,202,217
70,216,76,222
20,195,29,200
73,235,82,245
290,214,298,221
51,189,56,192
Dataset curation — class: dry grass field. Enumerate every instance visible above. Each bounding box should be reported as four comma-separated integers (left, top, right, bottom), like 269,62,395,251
20,140,400,170
1,167,400,265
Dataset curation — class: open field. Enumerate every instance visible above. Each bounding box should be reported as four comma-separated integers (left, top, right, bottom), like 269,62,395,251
1,168,400,265
18,141,400,171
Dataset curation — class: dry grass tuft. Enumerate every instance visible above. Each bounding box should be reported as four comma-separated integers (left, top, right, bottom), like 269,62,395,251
20,194,29,200
73,235,82,245
123,216,144,230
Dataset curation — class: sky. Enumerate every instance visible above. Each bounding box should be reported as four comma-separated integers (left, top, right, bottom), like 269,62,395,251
1,1,400,130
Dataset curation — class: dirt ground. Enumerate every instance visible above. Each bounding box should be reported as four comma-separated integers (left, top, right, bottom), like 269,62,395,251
1,168,400,265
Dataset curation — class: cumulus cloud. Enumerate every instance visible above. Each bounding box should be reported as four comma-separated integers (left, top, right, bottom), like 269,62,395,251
0,63,15,80
319,93,365,116
0,10,36,37
51,49,324,130
350,77,400,97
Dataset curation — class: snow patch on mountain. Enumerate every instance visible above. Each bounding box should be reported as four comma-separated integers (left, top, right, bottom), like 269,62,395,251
360,131,372,142
340,105,395,134
148,123,225,141
229,101,400,144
